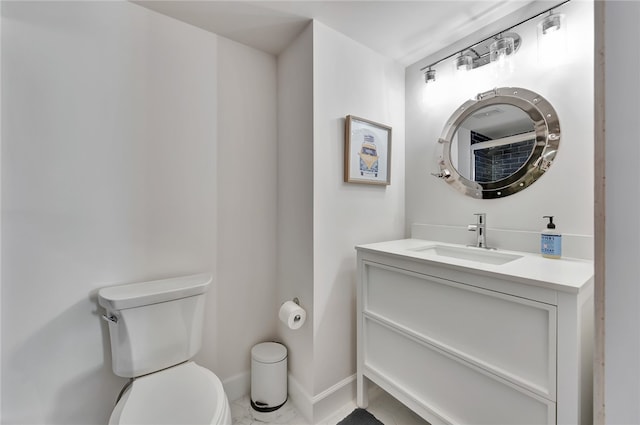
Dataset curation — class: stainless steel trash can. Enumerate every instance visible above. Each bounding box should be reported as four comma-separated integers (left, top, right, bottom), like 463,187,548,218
250,342,288,412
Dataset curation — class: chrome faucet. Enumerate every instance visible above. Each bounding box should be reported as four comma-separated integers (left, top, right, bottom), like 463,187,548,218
468,213,489,249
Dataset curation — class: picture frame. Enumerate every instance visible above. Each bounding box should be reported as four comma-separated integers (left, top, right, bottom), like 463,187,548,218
344,115,392,185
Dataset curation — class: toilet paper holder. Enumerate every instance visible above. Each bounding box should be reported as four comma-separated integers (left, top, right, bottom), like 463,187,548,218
291,298,301,322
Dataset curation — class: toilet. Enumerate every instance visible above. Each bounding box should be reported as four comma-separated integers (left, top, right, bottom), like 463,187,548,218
98,273,231,425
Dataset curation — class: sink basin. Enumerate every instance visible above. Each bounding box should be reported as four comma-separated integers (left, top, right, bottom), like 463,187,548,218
410,244,523,265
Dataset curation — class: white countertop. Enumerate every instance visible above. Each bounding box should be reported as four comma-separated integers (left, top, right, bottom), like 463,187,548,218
356,239,594,293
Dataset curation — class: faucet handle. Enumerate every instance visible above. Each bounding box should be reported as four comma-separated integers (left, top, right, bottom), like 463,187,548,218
473,213,486,224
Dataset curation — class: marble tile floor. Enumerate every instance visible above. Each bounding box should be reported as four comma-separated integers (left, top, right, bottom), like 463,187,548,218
230,390,430,425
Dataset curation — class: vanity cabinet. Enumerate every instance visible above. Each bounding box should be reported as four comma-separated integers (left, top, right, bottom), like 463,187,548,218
356,240,594,425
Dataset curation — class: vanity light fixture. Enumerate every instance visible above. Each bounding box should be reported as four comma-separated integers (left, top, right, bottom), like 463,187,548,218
489,36,516,63
420,0,570,84
540,12,563,35
455,53,474,71
424,67,436,83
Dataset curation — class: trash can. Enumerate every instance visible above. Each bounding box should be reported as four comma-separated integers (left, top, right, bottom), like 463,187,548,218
250,342,288,412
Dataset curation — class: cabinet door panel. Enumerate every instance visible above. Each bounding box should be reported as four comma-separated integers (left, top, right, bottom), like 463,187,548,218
364,262,556,398
364,318,555,425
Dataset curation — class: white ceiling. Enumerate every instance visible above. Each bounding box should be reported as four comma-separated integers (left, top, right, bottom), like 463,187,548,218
133,0,551,66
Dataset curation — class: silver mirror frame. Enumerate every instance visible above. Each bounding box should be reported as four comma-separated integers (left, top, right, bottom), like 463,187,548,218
436,87,560,199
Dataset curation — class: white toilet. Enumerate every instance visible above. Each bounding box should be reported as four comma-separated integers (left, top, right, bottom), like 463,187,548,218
98,273,231,425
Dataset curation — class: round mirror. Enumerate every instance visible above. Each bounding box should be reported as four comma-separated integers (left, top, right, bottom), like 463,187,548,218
436,87,560,199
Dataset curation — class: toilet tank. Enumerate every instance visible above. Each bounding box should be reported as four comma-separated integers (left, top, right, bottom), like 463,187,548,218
98,273,211,378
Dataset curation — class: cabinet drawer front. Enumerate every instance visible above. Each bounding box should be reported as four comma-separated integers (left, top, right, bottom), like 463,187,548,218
364,318,556,425
363,262,556,399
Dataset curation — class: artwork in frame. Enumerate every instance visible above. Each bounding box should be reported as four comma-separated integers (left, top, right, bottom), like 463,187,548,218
344,115,392,185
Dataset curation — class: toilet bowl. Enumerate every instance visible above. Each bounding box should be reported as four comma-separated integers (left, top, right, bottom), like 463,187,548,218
98,274,231,425
108,362,231,425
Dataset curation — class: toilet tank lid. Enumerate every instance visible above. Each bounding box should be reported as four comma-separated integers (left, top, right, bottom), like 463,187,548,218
98,273,211,311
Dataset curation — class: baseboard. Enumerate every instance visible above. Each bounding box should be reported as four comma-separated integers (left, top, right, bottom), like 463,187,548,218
311,375,357,423
225,371,358,424
288,374,357,424
222,371,250,402
287,374,313,422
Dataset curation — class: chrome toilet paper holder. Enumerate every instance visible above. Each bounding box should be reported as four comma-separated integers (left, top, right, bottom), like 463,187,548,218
292,298,301,322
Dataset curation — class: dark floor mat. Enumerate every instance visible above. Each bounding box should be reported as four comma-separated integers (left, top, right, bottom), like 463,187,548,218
336,408,384,425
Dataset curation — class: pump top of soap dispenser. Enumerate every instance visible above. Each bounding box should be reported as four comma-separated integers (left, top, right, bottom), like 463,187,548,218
544,216,556,229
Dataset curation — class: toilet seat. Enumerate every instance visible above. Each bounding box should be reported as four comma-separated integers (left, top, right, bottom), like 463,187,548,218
109,361,231,425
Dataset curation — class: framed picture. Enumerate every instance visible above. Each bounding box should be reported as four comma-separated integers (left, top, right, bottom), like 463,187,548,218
344,115,392,185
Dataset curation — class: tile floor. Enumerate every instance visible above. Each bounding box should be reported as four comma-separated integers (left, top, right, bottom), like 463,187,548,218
230,389,430,425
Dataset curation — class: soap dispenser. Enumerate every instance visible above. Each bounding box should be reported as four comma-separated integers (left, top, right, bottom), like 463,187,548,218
541,216,562,259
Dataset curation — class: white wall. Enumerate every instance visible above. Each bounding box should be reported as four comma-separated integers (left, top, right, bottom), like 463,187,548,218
1,2,279,423
214,36,278,390
276,22,315,403
312,20,405,397
603,2,640,423
405,1,594,248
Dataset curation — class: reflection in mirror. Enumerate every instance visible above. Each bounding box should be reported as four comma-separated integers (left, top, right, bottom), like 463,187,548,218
451,105,535,183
